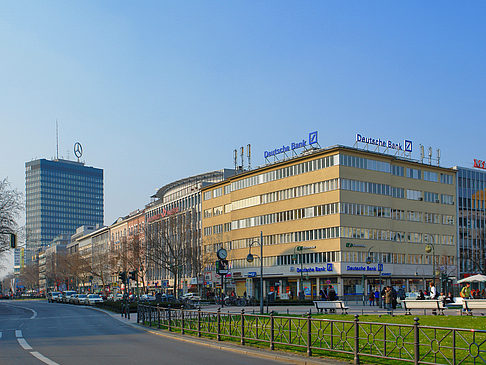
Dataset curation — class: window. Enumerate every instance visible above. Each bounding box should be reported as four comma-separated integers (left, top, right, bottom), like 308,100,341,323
441,194,454,205
407,168,421,179
423,171,438,182
203,191,212,201
407,189,422,201
391,165,404,176
203,209,212,218
424,191,439,203
213,206,223,216
213,187,223,198
440,174,453,184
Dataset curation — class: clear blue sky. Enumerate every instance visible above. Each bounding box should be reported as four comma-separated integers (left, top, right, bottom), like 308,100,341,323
1,1,485,237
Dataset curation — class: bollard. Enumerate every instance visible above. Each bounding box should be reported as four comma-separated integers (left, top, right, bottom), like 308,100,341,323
354,315,360,365
307,312,312,357
217,308,221,341
240,309,245,345
413,317,420,365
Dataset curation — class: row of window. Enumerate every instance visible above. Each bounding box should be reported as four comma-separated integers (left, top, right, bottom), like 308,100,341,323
229,251,454,269
340,226,454,245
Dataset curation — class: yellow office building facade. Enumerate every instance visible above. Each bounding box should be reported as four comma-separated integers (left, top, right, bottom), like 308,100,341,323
202,146,456,299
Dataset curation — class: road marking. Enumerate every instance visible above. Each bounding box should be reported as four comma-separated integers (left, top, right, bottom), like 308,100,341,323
31,351,60,365
3,303,37,319
17,338,33,350
15,330,22,337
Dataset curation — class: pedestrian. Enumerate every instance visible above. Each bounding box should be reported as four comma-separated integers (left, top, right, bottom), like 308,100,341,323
429,282,437,300
460,283,471,299
384,287,392,313
328,285,337,313
368,292,375,306
417,290,425,300
374,289,379,306
391,287,397,310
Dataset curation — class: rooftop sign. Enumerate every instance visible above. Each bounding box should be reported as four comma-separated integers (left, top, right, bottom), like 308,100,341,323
356,133,412,153
264,131,318,160
473,159,486,170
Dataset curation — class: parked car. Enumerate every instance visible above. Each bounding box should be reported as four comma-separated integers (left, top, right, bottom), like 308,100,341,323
140,294,156,302
182,293,201,301
60,291,77,303
47,292,61,303
74,294,88,305
83,294,103,305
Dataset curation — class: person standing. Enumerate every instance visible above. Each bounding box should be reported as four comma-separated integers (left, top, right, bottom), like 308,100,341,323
429,282,437,300
384,287,392,313
460,283,471,299
368,292,375,306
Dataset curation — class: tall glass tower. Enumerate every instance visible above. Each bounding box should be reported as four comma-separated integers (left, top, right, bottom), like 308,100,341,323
25,159,103,259
454,166,486,278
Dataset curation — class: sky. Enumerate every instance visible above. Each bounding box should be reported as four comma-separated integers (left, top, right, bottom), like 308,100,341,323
1,1,485,272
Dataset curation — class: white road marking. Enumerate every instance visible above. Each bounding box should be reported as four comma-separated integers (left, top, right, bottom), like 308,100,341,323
31,351,60,365
15,330,22,337
17,338,32,350
3,303,37,319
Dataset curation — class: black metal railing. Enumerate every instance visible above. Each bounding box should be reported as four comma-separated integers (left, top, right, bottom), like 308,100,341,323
137,304,486,365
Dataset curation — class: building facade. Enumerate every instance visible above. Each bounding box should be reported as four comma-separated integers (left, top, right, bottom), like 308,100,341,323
25,158,103,260
202,146,457,300
454,164,486,278
145,169,234,294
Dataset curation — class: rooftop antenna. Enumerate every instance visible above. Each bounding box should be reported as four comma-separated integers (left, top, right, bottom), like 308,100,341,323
233,149,238,173
240,146,244,172
428,146,433,165
437,149,441,166
56,120,59,159
420,145,424,164
247,144,251,170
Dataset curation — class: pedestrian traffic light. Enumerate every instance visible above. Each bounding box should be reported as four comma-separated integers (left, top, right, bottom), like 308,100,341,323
119,271,127,283
129,271,137,281
216,259,228,275
10,234,16,249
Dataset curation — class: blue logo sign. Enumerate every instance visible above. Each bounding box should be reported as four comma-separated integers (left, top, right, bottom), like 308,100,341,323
327,263,333,272
309,131,318,145
296,265,333,273
404,140,412,152
264,131,318,159
378,264,383,272
248,272,257,278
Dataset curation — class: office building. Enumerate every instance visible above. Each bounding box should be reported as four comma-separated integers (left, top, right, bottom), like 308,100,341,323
454,164,486,278
25,158,103,260
202,144,457,299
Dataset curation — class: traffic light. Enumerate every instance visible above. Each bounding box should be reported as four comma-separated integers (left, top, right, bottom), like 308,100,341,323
118,271,127,283
10,234,16,249
216,259,228,275
129,271,137,281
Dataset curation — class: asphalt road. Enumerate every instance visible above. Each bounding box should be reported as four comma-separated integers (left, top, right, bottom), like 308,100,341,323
0,300,286,365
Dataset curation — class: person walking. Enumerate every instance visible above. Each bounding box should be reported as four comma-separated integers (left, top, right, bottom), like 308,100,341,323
384,287,392,314
368,292,375,306
374,289,380,306
460,283,471,299
429,282,437,300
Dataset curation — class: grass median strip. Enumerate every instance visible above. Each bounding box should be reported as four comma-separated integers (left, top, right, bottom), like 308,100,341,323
139,309,486,365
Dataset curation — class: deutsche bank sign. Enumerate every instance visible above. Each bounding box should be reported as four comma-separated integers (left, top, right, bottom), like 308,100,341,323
264,131,318,159
356,133,412,153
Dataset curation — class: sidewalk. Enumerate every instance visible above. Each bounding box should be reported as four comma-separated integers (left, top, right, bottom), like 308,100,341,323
98,307,347,365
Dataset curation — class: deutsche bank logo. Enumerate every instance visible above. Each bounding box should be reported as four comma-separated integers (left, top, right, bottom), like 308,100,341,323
309,131,318,145
378,264,383,272
326,263,333,272
404,140,413,152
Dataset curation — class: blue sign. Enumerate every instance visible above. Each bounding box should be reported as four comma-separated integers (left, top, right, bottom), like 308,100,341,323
264,131,318,159
356,133,413,153
296,264,333,273
248,272,257,278
346,265,382,272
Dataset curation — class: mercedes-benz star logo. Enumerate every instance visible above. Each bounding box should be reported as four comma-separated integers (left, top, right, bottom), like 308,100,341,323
74,142,83,159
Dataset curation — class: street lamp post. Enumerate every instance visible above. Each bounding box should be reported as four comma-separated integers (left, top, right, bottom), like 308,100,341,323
425,243,437,293
246,231,264,315
292,246,304,298
366,247,383,308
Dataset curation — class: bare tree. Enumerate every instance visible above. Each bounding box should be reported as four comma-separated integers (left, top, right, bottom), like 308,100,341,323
19,262,39,291
90,245,112,295
145,210,199,298
0,178,23,261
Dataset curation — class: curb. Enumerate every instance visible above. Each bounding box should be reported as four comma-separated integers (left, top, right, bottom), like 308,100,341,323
91,307,348,365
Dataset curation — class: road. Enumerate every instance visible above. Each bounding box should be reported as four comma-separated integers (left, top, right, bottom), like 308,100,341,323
0,300,286,365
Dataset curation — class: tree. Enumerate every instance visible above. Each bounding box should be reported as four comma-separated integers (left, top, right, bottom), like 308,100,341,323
19,262,39,291
145,210,199,299
0,178,23,260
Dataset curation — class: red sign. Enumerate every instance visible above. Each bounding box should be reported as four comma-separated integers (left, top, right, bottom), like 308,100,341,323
474,159,486,170
147,207,179,223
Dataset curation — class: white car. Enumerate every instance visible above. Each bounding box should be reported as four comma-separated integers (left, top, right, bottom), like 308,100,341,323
83,294,103,305
140,294,155,301
182,293,201,301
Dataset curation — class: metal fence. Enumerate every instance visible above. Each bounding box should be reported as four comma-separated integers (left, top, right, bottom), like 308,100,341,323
137,304,486,365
